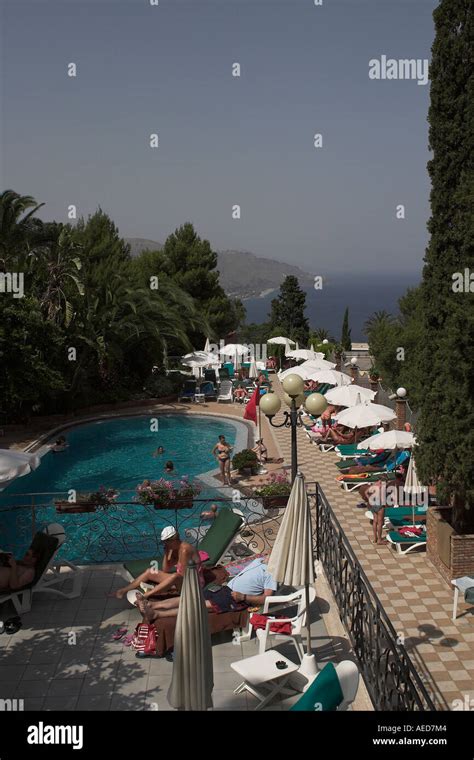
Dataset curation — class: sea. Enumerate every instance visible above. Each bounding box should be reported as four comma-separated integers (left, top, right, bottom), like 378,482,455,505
242,273,421,342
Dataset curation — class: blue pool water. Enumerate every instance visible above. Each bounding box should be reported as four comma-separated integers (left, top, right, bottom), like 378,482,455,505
0,414,248,564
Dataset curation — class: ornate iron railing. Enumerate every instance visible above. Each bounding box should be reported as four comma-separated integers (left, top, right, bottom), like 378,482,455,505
0,489,287,565
312,482,436,711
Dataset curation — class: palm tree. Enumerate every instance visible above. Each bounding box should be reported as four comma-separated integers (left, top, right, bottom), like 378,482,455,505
36,226,84,325
364,310,395,337
0,190,45,269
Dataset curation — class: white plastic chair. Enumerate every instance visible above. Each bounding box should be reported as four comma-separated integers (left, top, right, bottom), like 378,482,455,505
217,380,233,403
255,587,317,662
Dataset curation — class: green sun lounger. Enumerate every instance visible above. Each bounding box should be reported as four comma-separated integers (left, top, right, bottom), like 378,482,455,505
335,444,371,459
387,530,427,555
339,471,397,492
364,506,428,527
123,507,244,579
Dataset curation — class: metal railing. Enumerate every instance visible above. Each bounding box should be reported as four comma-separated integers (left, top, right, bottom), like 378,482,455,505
0,489,285,565
312,483,435,711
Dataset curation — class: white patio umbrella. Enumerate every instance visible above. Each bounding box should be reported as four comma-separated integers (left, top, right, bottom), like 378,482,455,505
268,336,296,369
167,562,214,711
182,351,218,379
325,384,375,406
0,449,41,484
218,343,250,370
268,336,296,347
203,338,211,353
334,399,392,429
285,349,325,362
279,358,336,381
310,369,353,387
361,402,397,423
357,430,416,451
267,472,316,680
403,453,428,525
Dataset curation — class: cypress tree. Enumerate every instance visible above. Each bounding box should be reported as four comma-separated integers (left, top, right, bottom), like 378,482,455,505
268,275,309,345
411,0,474,531
341,307,352,351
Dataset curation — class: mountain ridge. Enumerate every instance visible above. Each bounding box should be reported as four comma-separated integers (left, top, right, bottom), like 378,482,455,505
125,238,315,299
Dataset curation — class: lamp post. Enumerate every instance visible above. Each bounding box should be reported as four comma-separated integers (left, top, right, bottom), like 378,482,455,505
260,374,328,482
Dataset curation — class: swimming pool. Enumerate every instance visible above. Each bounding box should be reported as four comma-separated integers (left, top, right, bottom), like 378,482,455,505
0,414,254,564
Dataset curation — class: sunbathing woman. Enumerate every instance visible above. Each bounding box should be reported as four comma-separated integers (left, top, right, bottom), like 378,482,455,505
113,526,208,599
319,424,356,445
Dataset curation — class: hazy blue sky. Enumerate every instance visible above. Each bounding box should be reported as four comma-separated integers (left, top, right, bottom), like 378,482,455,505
2,0,438,275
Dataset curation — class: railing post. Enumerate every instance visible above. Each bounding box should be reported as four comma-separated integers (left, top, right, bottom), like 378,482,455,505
315,483,320,561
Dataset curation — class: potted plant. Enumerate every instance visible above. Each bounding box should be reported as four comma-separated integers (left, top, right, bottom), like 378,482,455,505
232,449,259,476
135,476,201,509
55,486,119,513
254,473,292,509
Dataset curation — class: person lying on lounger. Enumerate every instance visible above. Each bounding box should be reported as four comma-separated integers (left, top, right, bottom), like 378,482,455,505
0,548,39,591
112,526,208,600
319,424,356,445
131,555,278,623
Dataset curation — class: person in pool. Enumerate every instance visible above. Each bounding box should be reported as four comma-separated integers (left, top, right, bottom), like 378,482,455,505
152,446,165,457
201,503,218,521
50,435,68,453
164,461,174,473
212,435,233,486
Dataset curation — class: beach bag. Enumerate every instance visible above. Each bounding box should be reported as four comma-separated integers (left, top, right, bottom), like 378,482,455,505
131,622,157,655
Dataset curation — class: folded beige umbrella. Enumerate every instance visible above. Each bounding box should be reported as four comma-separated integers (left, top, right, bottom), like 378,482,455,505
167,562,214,711
267,472,316,678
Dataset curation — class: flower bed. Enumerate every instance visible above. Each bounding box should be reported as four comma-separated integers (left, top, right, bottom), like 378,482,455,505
254,473,291,509
135,476,201,509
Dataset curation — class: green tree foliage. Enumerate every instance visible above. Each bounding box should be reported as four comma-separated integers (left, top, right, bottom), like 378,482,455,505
0,196,216,417
268,275,309,345
341,307,352,351
152,222,245,345
410,0,474,529
0,298,66,418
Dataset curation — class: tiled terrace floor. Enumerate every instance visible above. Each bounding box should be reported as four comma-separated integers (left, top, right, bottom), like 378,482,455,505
267,375,474,711
0,564,359,711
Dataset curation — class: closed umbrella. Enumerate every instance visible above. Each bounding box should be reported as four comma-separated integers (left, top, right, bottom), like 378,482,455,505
167,562,214,711
0,449,41,484
248,357,258,379
267,472,316,680
325,384,375,406
403,453,428,525
203,338,211,353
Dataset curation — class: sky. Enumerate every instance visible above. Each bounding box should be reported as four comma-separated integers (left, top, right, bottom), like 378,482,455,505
1,0,438,276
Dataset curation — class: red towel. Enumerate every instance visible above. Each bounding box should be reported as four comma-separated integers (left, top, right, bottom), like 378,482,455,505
250,613,292,635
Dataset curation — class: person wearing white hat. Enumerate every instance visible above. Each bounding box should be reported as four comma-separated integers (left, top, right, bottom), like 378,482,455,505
112,525,208,600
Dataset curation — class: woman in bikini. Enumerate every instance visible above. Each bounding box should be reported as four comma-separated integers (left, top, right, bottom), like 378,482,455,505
113,526,208,602
212,434,233,486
